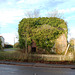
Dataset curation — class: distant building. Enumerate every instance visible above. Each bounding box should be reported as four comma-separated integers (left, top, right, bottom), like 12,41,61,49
0,36,4,47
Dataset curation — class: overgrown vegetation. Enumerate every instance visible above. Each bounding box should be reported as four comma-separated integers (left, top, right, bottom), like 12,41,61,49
14,42,19,48
0,51,27,61
0,50,75,63
4,44,13,48
68,39,75,52
18,17,68,53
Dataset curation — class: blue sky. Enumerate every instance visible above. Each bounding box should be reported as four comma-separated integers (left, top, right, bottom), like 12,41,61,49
0,0,75,45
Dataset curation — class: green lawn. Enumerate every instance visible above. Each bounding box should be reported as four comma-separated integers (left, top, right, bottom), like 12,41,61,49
0,50,27,61
4,48,18,50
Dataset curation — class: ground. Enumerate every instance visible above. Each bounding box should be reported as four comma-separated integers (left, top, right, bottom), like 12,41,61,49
0,63,75,75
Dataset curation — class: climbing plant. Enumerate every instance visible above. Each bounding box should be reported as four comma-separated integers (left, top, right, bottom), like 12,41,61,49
18,17,68,53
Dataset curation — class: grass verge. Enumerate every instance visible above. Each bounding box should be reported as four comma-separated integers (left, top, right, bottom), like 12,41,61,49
0,50,75,65
0,51,27,61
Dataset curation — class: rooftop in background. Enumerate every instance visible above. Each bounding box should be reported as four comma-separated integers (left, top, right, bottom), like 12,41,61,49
0,36,4,39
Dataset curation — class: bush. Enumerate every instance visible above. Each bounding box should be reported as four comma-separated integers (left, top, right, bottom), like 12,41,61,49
69,39,75,52
5,44,13,48
14,42,19,48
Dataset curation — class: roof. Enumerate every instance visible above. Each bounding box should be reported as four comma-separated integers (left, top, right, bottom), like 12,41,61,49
0,36,4,39
0,36,2,37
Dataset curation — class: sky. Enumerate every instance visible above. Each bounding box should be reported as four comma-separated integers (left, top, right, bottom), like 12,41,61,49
0,0,75,45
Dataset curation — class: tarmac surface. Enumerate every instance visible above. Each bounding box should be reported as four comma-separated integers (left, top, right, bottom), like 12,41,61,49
0,62,75,75
0,61,75,69
4,49,15,51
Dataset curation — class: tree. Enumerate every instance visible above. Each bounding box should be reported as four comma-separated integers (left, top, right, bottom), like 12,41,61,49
25,9,40,18
70,38,75,46
14,42,19,48
33,9,40,18
68,38,75,52
47,9,64,19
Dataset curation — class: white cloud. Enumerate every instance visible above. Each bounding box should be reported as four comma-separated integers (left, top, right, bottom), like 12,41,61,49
0,9,24,27
58,7,75,13
68,27,75,41
7,2,12,5
56,0,75,10
0,23,8,28
17,0,40,4
17,0,25,4
25,0,39,4
64,16,75,21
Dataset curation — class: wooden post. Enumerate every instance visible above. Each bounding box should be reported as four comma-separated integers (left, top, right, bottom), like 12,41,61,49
64,44,70,55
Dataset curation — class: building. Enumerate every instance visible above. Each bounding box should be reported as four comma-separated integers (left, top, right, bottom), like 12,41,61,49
0,36,4,48
27,34,67,54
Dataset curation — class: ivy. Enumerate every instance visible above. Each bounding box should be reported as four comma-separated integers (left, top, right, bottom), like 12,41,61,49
18,17,68,52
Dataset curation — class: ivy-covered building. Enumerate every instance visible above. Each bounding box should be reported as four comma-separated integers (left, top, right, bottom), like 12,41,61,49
18,17,68,54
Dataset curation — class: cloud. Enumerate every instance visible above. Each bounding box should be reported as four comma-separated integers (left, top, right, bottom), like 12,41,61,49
0,8,24,27
25,0,39,4
7,1,12,5
68,27,75,41
17,0,39,4
64,16,75,21
58,8,75,13
17,0,24,4
56,0,75,9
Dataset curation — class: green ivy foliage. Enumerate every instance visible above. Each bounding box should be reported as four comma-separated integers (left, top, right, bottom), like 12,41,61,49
18,17,68,52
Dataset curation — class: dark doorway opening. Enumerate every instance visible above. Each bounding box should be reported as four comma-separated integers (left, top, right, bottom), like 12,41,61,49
32,47,36,52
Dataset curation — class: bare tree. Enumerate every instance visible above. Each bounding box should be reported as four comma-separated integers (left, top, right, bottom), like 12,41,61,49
33,9,40,18
25,11,33,18
47,9,64,19
25,9,40,18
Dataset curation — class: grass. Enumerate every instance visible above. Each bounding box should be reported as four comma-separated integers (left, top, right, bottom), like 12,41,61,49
4,48,18,50
0,49,75,64
0,50,27,61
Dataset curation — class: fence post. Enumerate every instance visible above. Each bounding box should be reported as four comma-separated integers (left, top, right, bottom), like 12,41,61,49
64,44,70,55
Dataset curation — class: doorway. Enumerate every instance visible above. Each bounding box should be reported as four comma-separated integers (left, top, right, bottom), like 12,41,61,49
32,47,36,52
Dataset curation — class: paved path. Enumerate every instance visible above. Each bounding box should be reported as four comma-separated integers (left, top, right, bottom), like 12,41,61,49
4,48,16,51
0,64,75,75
